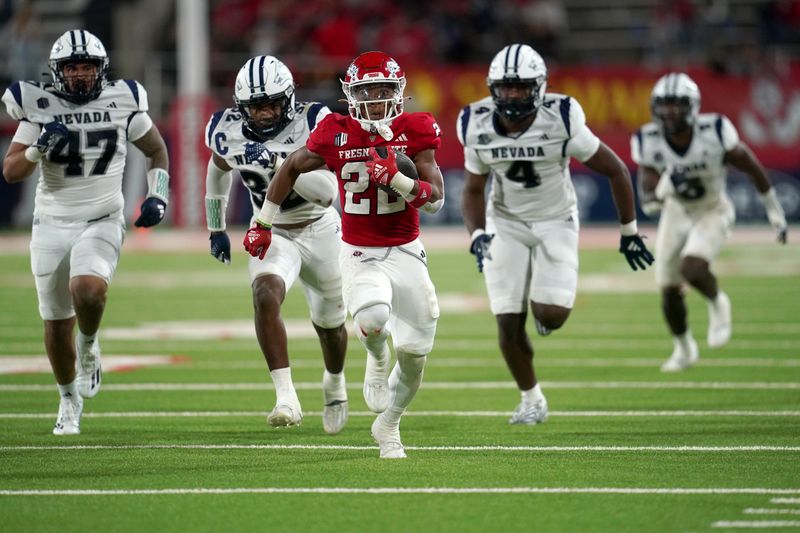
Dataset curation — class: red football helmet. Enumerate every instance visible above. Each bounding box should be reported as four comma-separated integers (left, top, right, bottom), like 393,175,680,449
341,51,406,139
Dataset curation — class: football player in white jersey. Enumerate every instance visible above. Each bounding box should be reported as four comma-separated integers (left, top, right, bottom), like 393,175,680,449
631,72,787,372
1,29,170,435
203,56,349,434
459,44,653,425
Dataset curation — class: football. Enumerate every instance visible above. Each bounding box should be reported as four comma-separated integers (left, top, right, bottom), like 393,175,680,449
373,146,418,196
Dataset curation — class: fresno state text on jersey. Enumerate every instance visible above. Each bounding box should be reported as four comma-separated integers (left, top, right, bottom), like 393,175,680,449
307,112,441,247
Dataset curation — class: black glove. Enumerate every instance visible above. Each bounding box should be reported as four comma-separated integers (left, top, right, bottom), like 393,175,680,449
243,142,273,168
33,121,69,154
134,197,167,228
469,232,494,273
210,231,231,264
619,234,654,271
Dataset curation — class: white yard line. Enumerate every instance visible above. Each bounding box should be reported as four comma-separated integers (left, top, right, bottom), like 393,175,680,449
0,487,799,496
745,509,800,515
712,521,800,528
773,498,800,504
2,410,800,419
1,381,798,392
3,444,799,452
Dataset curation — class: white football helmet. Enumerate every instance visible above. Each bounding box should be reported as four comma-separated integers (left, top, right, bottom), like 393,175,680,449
650,72,701,132
49,29,109,103
487,44,547,122
341,51,406,140
234,55,296,140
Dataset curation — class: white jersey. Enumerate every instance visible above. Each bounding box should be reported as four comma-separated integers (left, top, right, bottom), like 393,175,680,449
630,113,739,211
204,102,331,225
2,79,150,221
457,94,600,222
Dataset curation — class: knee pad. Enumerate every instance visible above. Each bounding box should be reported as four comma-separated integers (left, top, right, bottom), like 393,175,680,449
354,303,391,339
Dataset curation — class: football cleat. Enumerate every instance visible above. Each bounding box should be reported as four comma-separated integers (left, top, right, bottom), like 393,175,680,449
363,352,390,413
534,318,552,337
267,402,303,427
661,336,700,372
76,338,102,399
371,415,406,459
53,393,83,436
509,397,549,425
322,399,349,435
707,291,732,348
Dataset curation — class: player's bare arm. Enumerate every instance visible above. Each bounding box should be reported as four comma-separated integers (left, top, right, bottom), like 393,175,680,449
726,142,788,244
461,170,489,235
583,142,636,224
131,124,169,171
724,143,771,193
411,148,444,203
3,142,37,183
264,146,326,208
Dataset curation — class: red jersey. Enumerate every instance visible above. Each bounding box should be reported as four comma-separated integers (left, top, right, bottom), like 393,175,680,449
307,112,442,246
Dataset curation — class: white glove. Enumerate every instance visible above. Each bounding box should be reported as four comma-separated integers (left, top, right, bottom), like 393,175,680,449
760,188,788,244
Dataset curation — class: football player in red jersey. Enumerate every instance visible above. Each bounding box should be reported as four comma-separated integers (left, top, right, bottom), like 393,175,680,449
244,51,444,459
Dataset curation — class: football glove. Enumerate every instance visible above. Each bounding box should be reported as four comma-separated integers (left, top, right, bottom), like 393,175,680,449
134,197,166,228
243,221,272,260
210,231,231,264
469,231,494,273
619,234,654,271
366,147,398,188
33,121,69,154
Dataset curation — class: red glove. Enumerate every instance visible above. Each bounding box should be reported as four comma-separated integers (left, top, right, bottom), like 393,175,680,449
243,222,272,260
365,147,398,187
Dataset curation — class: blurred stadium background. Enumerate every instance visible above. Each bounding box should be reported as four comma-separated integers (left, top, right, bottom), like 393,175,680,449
0,0,798,231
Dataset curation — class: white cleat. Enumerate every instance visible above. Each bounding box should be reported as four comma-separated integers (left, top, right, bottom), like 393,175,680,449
371,415,406,459
267,402,303,427
322,399,348,435
660,337,700,372
707,291,732,348
363,353,390,413
76,339,102,399
53,393,83,436
509,397,549,425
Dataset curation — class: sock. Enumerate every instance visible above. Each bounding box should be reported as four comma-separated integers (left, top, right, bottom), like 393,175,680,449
270,367,298,405
673,329,694,353
521,383,544,403
76,330,97,354
322,369,346,401
57,381,78,399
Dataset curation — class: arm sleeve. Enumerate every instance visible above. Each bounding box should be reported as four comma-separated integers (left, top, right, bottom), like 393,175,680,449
127,112,153,142
630,131,643,165
564,98,600,162
11,120,41,145
719,115,740,151
464,147,490,175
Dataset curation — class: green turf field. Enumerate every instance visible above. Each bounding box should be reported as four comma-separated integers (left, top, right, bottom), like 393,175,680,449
1,229,798,532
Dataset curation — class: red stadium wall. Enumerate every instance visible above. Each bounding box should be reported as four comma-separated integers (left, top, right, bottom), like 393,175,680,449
404,64,800,171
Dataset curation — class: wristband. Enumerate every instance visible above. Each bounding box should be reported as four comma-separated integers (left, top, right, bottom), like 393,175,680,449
620,220,638,236
760,188,783,214
256,200,279,227
471,228,486,241
146,168,170,203
409,180,433,209
24,146,43,163
205,196,227,231
388,171,415,197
